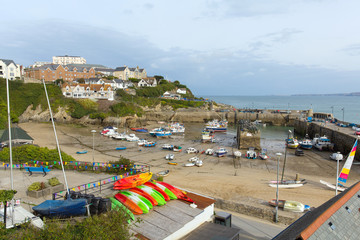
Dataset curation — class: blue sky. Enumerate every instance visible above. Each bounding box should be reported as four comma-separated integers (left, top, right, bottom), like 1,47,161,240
1,0,360,96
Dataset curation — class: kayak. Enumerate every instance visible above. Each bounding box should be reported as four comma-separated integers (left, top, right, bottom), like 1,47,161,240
76,151,88,154
157,181,194,203
151,182,177,200
113,172,152,190
109,197,135,223
168,161,177,165
115,147,127,150
129,188,158,206
144,182,173,201
118,192,149,214
137,185,167,206
121,191,153,210
114,193,143,215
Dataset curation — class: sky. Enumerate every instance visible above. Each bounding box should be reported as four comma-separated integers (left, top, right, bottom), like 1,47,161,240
1,0,360,96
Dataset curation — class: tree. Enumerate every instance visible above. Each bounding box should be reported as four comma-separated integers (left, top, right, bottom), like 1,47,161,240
77,78,85,84
54,79,64,86
174,80,180,85
154,75,164,81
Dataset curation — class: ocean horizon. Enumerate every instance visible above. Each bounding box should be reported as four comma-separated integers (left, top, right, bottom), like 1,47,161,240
204,95,360,124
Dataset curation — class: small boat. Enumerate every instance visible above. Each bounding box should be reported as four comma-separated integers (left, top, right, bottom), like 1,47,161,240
234,151,242,158
162,144,173,150
112,133,127,140
205,119,228,132
259,148,268,160
157,170,170,177
150,128,172,138
268,182,306,188
186,147,198,154
114,193,143,215
299,135,313,150
129,188,158,206
76,150,88,154
1,205,44,229
286,138,299,149
205,149,214,155
312,135,334,151
33,198,87,218
184,162,196,167
268,199,308,213
121,191,153,210
144,141,156,147
173,146,182,152
195,159,203,167
147,182,177,200
115,147,127,150
165,154,174,160
330,152,344,161
109,197,135,223
188,156,199,162
246,147,257,159
137,139,147,146
126,134,139,142
269,179,306,184
118,192,149,214
168,161,177,165
130,128,148,133
215,148,228,157
201,129,214,143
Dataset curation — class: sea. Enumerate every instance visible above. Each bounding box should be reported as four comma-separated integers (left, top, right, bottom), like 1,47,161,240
205,95,360,124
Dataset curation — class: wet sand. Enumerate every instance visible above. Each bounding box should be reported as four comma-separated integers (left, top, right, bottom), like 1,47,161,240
19,122,360,219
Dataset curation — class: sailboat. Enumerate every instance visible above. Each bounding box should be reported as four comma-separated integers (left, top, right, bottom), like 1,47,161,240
0,78,44,229
320,138,358,192
32,80,87,218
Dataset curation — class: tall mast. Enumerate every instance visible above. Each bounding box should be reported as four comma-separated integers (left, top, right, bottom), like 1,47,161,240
6,78,13,190
42,80,70,195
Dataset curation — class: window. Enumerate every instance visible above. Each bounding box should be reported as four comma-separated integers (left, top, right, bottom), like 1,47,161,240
329,222,335,230
345,206,351,213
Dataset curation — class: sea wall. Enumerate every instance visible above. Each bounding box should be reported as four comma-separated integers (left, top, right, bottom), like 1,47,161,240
294,120,360,160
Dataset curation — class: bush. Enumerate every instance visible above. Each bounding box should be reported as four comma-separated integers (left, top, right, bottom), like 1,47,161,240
48,177,60,187
27,182,42,191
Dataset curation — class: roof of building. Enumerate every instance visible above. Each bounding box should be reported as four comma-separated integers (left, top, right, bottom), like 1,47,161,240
114,67,127,71
181,222,240,240
0,59,17,67
94,67,115,72
273,181,360,240
0,127,33,143
67,64,105,68
113,79,124,83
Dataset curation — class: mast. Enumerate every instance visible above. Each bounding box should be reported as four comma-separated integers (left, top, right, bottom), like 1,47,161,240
42,80,70,196
281,130,290,182
6,78,13,190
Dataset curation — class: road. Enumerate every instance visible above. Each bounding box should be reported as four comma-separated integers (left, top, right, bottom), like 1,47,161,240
215,208,286,240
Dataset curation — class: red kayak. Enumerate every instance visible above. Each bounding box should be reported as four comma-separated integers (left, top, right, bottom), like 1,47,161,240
129,188,158,206
144,182,170,201
114,193,143,215
113,172,152,190
157,181,194,203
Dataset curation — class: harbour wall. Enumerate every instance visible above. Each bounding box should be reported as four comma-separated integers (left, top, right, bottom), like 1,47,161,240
294,119,360,160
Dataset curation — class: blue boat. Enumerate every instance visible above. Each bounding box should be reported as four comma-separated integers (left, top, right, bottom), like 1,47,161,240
76,151,88,154
33,198,87,218
144,141,156,147
116,147,127,150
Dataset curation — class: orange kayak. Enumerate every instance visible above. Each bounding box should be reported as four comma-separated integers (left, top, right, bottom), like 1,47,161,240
114,193,143,215
129,188,158,206
144,182,170,201
157,181,194,203
114,172,152,190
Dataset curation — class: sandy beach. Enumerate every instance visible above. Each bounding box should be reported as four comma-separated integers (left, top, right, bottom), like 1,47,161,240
17,122,360,222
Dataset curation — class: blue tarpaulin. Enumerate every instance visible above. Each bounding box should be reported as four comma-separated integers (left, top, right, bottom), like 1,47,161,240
33,198,86,217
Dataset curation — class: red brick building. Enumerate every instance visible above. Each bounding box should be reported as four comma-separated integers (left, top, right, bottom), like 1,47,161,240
25,64,95,82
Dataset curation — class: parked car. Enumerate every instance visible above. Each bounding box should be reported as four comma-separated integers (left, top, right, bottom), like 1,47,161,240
295,148,304,156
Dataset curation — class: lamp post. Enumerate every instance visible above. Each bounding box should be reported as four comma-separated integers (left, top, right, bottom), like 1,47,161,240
335,152,342,196
341,107,345,122
331,106,334,115
91,130,96,169
275,153,282,223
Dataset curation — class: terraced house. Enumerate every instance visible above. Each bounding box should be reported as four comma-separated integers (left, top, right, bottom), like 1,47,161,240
25,64,95,82
61,83,114,100
113,65,147,80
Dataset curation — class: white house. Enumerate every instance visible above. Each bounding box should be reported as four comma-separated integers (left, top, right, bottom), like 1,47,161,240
138,77,157,87
0,59,21,80
62,83,114,101
177,88,187,94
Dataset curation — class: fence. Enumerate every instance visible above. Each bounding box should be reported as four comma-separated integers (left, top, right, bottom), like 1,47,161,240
52,164,150,200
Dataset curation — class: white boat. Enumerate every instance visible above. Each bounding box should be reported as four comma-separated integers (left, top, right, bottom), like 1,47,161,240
299,135,313,150
162,144,173,150
195,159,203,167
205,119,228,132
205,149,214,155
246,147,257,159
186,147,198,154
313,135,334,151
201,130,214,143
268,183,305,188
320,139,358,192
0,204,44,229
184,162,196,167
330,152,344,161
268,199,306,213
165,154,174,160
112,132,127,140
137,139,148,146
234,151,242,158
168,122,185,134
215,147,228,157
126,133,139,142
259,148,268,160
188,156,199,162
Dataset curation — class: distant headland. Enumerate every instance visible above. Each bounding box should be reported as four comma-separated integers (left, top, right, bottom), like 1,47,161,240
292,92,360,96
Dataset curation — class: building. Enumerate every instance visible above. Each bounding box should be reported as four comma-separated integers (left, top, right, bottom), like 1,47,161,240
138,77,157,87
52,55,86,65
113,65,147,80
24,64,95,82
177,88,187,94
61,83,114,101
274,181,360,240
0,127,34,146
0,59,21,80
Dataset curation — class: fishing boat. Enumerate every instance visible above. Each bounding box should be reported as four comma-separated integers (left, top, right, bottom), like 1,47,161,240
330,152,344,161
173,146,182,152
115,147,127,150
144,141,156,147
130,128,148,133
149,128,172,138
168,122,185,134
234,151,242,158
313,135,334,151
205,149,214,155
162,144,173,150
76,150,88,154
246,147,257,159
188,156,199,162
157,170,170,177
137,139,147,146
195,159,203,167
215,148,228,157
299,134,313,149
165,154,174,160
320,138,358,192
205,119,228,132
126,133,139,142
201,129,214,143
259,148,268,160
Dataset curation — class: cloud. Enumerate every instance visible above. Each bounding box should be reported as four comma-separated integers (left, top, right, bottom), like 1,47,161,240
341,44,360,56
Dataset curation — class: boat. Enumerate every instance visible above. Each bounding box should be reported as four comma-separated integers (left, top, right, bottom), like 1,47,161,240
205,119,228,132
144,141,156,147
184,162,196,167
149,128,172,138
109,197,135,223
205,149,214,155
115,147,127,150
268,199,308,213
144,182,170,201
186,147,198,154
157,170,170,177
201,129,214,143
215,148,228,157
234,151,242,158
33,198,87,217
286,138,299,149
126,133,139,142
113,172,152,190
168,122,185,134
330,152,344,161
137,139,147,146
259,148,268,160
168,161,178,165
165,154,174,160
0,203,44,229
312,135,334,151
173,146,182,152
76,150,88,154
130,128,148,133
320,139,358,192
162,144,173,150
299,134,313,150
195,159,203,167
112,133,127,140
269,179,306,184
268,183,306,188
156,181,194,203
246,147,257,159
137,185,167,205
188,156,199,162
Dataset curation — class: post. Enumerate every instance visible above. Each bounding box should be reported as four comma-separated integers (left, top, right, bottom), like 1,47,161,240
342,107,345,122
281,131,290,182
336,157,339,196
91,130,96,170
275,153,282,223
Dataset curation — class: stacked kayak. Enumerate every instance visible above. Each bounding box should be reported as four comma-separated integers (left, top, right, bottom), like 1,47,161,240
110,197,135,223
113,172,152,190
